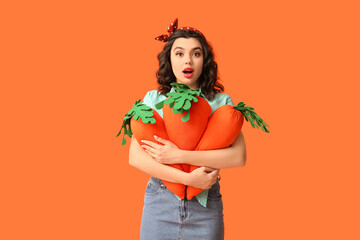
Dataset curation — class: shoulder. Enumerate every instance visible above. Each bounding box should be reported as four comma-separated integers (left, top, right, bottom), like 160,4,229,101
142,90,167,118
142,90,167,107
143,90,166,100
206,92,234,116
143,90,156,100
211,92,234,106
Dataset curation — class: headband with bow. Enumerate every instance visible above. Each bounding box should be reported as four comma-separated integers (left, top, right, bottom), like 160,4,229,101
155,18,205,42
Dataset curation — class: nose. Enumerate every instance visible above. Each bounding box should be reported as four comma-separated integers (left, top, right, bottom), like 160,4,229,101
185,53,192,65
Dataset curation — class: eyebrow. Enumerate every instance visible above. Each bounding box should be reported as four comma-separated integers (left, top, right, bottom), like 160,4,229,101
173,47,203,51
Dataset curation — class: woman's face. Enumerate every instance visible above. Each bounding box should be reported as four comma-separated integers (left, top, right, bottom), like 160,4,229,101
170,37,204,90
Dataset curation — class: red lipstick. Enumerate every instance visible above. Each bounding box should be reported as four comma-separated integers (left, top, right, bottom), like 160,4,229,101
183,67,194,78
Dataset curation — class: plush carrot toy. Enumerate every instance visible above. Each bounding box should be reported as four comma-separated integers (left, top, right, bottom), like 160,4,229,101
186,101,269,200
154,83,269,200
116,99,187,199
155,83,211,173
117,82,269,200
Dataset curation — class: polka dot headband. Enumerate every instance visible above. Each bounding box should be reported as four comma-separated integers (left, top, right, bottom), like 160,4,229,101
155,18,205,42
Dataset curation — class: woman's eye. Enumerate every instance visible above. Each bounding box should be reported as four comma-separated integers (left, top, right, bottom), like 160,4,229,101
194,52,201,56
175,52,183,56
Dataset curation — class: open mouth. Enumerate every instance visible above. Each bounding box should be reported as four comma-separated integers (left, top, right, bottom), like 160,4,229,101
183,68,194,78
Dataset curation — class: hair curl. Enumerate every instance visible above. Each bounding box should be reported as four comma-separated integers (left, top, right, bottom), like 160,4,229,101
155,30,224,101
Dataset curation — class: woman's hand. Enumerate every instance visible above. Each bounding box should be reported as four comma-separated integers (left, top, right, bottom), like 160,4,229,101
141,135,183,165
186,166,220,189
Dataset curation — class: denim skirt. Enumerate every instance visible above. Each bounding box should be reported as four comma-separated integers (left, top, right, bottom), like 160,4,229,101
140,176,224,240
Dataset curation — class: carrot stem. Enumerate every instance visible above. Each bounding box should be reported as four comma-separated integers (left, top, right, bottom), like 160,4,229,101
154,82,201,122
116,99,156,145
234,102,270,133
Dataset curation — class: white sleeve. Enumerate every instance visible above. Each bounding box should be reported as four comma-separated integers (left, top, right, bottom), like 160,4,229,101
142,91,150,105
225,94,234,106
141,91,156,110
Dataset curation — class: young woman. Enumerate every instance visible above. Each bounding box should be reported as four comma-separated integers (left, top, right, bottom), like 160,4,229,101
129,18,247,240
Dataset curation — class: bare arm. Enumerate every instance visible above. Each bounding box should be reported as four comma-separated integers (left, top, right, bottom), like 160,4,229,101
181,131,247,169
129,135,189,184
129,136,219,188
141,131,247,170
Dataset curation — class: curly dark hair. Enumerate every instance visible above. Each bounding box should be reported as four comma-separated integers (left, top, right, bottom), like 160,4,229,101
155,29,224,101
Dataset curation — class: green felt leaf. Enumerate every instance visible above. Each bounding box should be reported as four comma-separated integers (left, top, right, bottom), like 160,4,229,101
174,98,185,109
191,95,199,102
142,117,156,124
234,101,270,133
173,94,183,99
164,97,173,105
116,99,157,145
183,99,191,110
140,109,154,118
172,107,180,114
155,100,165,110
181,110,190,122
160,82,201,122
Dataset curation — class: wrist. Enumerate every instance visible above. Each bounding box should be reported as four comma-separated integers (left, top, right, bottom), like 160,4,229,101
183,171,191,186
179,150,187,164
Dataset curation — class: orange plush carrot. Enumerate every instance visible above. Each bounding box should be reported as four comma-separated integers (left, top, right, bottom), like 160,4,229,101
186,102,269,200
153,83,212,174
161,94,211,172
116,99,186,199
117,83,269,201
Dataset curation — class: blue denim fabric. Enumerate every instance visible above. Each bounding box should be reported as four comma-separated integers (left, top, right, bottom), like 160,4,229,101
140,177,224,240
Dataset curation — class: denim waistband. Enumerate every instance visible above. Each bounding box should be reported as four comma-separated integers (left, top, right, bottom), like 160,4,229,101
150,176,220,185
150,176,164,185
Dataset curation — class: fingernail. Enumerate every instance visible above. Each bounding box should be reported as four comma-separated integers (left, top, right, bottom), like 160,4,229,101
154,135,158,138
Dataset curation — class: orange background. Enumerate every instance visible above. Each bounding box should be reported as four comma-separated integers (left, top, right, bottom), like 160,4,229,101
1,0,359,239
